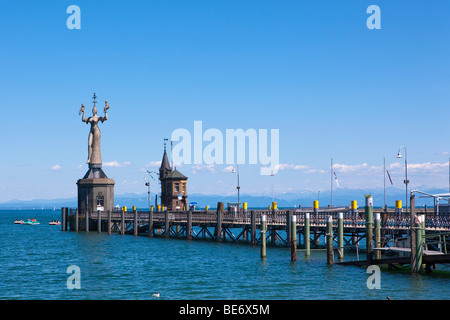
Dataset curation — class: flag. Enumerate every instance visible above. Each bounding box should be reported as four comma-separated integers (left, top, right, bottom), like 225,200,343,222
333,171,340,187
386,169,393,185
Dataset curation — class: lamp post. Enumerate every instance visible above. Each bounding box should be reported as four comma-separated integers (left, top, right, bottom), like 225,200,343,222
232,165,240,210
270,170,274,203
396,146,408,213
145,171,158,212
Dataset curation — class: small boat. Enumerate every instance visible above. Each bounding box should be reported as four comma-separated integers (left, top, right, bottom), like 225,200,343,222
24,219,40,225
49,220,61,225
14,220,24,224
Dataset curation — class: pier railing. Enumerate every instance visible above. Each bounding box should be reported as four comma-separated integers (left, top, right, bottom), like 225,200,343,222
68,207,450,231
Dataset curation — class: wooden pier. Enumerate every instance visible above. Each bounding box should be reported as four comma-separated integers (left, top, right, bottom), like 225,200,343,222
63,200,450,274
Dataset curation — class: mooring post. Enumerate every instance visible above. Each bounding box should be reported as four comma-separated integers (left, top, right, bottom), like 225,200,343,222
305,212,310,258
313,201,320,246
374,212,381,260
85,208,90,233
271,202,277,245
107,210,111,235
261,214,267,259
286,210,293,247
121,208,125,235
410,194,423,274
97,210,101,233
134,209,138,236
338,212,344,262
187,209,192,240
365,195,374,266
61,207,67,231
164,209,170,239
251,210,256,245
75,209,79,232
216,202,224,242
291,215,297,262
149,205,154,237
327,215,334,265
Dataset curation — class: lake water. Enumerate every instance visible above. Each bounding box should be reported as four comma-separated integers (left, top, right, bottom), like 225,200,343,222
1,209,450,300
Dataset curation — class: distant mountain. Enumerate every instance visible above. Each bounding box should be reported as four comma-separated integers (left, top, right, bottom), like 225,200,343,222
0,187,447,210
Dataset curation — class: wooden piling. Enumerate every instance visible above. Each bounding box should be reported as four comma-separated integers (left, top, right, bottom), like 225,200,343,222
286,210,293,247
85,209,90,233
327,215,334,265
187,209,192,240
97,210,102,233
164,209,170,239
374,212,381,260
120,209,125,235
134,209,138,236
251,210,256,245
107,210,111,235
261,214,267,259
365,195,374,266
61,207,67,231
304,212,310,258
75,209,79,232
291,215,297,262
149,206,154,237
217,207,223,242
337,212,344,262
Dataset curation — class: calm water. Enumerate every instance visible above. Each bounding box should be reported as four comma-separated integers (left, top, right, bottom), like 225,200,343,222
1,210,450,300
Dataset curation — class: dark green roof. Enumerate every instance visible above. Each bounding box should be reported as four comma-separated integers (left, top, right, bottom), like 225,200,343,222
163,169,188,180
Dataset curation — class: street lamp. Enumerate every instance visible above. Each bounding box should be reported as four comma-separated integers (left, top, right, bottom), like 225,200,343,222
145,171,158,211
396,146,409,213
232,165,240,210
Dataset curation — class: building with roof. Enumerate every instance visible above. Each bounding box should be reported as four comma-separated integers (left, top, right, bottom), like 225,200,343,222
159,144,188,211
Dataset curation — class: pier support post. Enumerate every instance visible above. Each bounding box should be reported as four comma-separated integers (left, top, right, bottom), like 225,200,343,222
75,209,79,232
216,205,223,242
61,207,67,231
97,210,102,233
304,212,310,258
107,210,111,234
187,209,192,240
313,201,320,246
286,210,293,247
149,206,154,237
365,195,374,266
121,209,125,235
251,210,256,245
86,209,90,233
411,194,424,274
261,214,267,260
327,215,334,265
134,209,138,236
338,212,344,262
164,209,170,239
291,215,297,262
374,213,381,260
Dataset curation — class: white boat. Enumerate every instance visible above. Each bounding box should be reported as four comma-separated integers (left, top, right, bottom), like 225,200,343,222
14,220,24,224
49,220,61,225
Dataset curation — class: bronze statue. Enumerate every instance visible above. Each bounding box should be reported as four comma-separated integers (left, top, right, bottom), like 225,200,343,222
79,94,110,166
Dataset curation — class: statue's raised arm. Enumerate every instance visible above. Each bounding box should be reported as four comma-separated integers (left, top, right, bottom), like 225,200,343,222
79,104,87,123
102,101,110,123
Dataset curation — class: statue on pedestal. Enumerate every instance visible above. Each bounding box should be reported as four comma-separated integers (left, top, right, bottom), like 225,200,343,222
79,93,110,167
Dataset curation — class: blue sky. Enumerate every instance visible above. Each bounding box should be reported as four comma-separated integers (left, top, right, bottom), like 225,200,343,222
0,1,449,203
